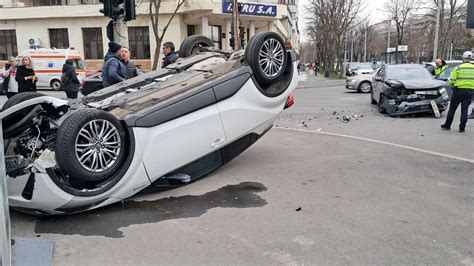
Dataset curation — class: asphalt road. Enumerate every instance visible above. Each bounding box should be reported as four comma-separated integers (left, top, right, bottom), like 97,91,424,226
5,78,474,265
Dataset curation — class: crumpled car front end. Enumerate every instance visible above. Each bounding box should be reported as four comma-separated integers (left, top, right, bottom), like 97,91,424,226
381,80,449,117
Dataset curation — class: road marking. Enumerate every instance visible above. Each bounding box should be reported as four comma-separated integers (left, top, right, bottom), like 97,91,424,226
277,127,474,164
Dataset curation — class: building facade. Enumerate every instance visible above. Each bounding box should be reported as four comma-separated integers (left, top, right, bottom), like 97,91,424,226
0,0,299,70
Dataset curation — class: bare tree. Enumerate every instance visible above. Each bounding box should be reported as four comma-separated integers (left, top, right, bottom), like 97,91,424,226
149,0,186,70
305,0,364,77
384,0,423,62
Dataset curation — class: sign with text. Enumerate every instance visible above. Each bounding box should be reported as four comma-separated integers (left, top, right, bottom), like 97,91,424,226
387,47,396,53
222,1,277,17
398,45,408,52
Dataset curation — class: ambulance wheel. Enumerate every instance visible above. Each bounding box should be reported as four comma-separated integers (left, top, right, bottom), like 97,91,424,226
51,79,62,91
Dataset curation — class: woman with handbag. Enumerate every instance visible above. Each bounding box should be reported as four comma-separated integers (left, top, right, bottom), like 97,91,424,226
61,59,81,99
15,56,37,93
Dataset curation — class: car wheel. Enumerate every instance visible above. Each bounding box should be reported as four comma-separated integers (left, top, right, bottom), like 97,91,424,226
245,32,288,85
51,79,62,91
178,35,215,58
358,81,371,93
378,95,387,114
371,90,377,104
55,109,129,182
2,92,46,111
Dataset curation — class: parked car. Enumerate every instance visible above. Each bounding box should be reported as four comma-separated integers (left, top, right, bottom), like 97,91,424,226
346,68,378,93
371,64,449,116
0,32,298,215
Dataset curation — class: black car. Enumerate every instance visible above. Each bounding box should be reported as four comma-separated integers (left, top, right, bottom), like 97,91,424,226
371,64,449,117
80,69,145,96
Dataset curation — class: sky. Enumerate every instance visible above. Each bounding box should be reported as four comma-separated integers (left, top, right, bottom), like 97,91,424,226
298,0,390,41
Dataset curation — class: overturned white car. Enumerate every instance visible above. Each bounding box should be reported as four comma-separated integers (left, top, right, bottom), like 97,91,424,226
1,32,298,215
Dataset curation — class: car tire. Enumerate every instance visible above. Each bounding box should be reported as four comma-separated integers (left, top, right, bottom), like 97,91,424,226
51,79,62,91
371,90,377,104
56,109,129,182
245,32,288,85
178,35,215,58
358,81,372,93
378,94,387,114
2,92,46,111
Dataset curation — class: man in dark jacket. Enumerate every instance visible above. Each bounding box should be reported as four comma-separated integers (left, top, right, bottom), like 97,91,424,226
102,42,127,87
61,59,81,99
161,41,178,68
120,46,139,79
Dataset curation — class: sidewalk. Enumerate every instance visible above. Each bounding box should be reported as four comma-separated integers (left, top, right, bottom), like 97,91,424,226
298,71,345,89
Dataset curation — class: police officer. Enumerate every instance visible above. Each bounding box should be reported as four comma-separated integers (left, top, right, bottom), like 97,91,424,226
434,58,447,77
441,51,474,132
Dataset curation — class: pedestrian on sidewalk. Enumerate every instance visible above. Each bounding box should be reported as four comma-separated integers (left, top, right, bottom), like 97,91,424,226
15,56,37,93
61,59,81,99
1,56,19,98
441,51,474,132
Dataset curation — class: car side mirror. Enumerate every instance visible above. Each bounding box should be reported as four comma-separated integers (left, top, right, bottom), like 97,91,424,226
374,76,383,82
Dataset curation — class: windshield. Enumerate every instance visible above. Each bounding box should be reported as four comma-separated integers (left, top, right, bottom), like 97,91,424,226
73,59,85,69
387,67,433,80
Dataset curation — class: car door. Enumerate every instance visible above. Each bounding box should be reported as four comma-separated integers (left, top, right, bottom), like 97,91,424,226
136,101,227,182
373,67,385,102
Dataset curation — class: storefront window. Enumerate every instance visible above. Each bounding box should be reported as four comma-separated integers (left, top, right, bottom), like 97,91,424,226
82,28,104,59
128,27,151,59
187,25,195,37
49,28,69,49
209,25,222,49
0,30,18,61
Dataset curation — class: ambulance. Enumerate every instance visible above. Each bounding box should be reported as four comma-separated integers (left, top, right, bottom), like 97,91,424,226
16,48,86,90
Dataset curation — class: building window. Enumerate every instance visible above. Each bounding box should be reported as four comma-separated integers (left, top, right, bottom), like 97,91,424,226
209,25,222,49
0,30,17,60
49,28,69,49
187,25,195,37
82,28,103,59
128,27,150,59
81,0,100,4
35,0,62,6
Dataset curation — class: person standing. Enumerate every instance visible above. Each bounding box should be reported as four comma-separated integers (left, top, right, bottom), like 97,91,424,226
2,57,19,98
102,42,127,87
120,46,139,79
61,59,81,99
441,51,474,133
434,58,447,77
161,42,178,68
15,56,37,93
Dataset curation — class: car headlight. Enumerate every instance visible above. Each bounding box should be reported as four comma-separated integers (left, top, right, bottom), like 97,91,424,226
347,79,356,84
439,88,447,95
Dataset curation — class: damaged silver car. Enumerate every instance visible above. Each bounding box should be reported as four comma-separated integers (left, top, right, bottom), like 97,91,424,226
371,64,449,116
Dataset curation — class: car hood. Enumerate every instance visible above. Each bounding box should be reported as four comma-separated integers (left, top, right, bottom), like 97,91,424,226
393,79,445,89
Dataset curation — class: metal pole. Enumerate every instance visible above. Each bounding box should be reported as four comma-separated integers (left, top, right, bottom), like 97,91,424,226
433,0,442,61
343,31,347,78
449,41,453,60
364,28,367,63
233,0,240,50
387,20,391,64
0,124,11,266
113,19,128,47
349,31,354,62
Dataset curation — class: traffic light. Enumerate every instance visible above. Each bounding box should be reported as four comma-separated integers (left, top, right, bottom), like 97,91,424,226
239,31,245,48
99,0,125,20
124,0,136,21
99,0,112,18
229,37,235,49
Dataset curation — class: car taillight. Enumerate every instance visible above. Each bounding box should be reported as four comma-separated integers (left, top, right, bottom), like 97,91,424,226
284,94,294,109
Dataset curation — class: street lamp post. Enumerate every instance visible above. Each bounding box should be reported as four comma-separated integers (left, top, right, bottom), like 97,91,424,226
433,0,443,61
386,20,391,64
